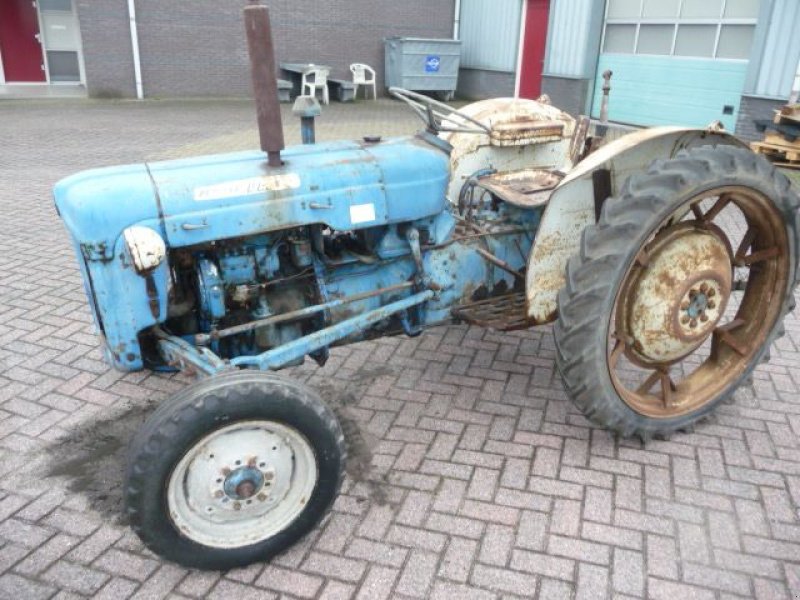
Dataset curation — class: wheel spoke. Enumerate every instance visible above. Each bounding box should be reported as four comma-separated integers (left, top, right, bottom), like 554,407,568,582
690,202,705,220
701,195,731,223
737,246,780,267
636,370,662,395
635,367,675,407
660,371,676,408
734,227,757,263
711,319,748,357
609,337,626,369
634,248,651,268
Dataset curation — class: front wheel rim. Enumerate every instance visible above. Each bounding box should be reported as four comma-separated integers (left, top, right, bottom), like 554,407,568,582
166,420,318,549
609,185,790,419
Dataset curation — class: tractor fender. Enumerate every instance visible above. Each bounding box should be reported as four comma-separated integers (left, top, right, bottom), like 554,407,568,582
525,126,747,324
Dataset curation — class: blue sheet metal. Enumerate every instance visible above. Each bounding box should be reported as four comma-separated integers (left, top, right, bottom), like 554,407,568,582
147,137,449,247
53,136,450,370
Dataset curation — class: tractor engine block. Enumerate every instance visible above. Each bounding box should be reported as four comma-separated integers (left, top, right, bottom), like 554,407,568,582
165,222,425,364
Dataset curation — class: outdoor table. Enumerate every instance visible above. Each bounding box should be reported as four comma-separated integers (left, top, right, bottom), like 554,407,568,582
279,62,332,98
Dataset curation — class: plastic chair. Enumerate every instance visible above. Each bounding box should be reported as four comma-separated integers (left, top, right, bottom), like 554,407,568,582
350,63,377,100
302,68,329,105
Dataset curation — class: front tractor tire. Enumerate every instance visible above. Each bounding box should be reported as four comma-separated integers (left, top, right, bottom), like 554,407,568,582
555,146,799,439
125,371,345,570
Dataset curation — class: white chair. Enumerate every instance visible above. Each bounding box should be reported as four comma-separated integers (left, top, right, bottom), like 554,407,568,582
350,63,377,100
302,68,329,105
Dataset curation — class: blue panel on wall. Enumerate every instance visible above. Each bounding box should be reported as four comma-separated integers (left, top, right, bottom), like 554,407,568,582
590,55,748,131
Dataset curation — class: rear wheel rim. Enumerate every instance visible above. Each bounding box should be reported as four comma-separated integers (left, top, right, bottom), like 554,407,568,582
609,185,790,419
166,420,318,549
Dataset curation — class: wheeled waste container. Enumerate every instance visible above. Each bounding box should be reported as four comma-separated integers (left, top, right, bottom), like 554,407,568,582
384,37,461,100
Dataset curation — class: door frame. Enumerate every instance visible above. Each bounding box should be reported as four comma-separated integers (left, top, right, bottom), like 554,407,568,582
38,0,86,85
0,0,86,86
513,0,528,97
514,0,550,99
35,3,51,84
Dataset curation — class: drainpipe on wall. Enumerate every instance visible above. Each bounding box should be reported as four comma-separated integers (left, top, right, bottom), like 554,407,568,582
453,0,461,39
513,0,528,98
127,0,143,99
791,59,800,104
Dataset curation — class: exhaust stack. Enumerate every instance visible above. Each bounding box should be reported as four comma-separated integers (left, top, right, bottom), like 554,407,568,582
243,1,285,167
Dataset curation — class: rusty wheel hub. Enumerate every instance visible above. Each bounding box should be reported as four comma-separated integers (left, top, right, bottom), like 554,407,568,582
624,223,732,365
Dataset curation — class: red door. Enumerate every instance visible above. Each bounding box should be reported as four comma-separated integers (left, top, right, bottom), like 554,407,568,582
0,0,46,82
518,0,549,99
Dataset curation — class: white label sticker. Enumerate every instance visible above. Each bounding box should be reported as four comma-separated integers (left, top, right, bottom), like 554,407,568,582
193,173,301,201
349,203,376,224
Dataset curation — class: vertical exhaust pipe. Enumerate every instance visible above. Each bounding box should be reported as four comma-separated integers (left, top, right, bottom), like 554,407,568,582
243,1,284,167
594,69,613,143
598,69,613,125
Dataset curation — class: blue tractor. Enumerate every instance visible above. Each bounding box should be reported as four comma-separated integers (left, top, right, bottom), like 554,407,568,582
55,4,799,569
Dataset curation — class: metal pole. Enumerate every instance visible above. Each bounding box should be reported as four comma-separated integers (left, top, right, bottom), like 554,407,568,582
127,0,143,99
231,290,435,370
195,281,415,345
243,2,285,167
300,116,315,144
453,0,461,39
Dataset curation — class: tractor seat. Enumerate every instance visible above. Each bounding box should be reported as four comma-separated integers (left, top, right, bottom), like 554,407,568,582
474,168,564,208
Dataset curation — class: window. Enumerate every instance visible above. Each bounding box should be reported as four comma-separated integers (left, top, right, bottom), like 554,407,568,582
603,24,636,53
602,0,759,59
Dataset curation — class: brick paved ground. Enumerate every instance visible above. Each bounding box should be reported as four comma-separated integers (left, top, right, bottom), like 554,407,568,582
1,97,799,599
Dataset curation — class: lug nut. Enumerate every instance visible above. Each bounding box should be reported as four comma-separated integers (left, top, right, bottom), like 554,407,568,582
700,283,708,293
690,319,698,328
700,313,709,322
214,490,224,498
708,301,716,309
257,493,267,501
681,315,690,325
681,301,690,310
264,471,275,481
233,502,242,511
708,288,716,298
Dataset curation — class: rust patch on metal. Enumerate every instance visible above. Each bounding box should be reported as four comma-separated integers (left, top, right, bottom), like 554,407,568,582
452,292,531,331
475,169,563,208
489,121,566,146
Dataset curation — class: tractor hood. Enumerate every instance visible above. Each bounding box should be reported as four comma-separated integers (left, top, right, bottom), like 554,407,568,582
55,136,450,260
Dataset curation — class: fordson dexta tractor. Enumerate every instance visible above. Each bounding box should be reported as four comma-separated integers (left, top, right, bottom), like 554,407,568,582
55,4,799,570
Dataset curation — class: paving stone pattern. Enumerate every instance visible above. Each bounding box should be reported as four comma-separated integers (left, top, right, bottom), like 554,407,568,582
1,98,799,599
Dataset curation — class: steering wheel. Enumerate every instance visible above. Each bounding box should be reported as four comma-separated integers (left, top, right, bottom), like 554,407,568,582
389,87,491,135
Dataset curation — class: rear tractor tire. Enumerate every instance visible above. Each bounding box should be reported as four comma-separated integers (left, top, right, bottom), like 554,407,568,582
125,371,345,570
555,146,799,439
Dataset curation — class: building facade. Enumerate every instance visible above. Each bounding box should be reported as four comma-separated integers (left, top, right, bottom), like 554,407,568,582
0,0,85,86
540,0,800,138
2,0,798,140
456,0,550,100
0,0,457,98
